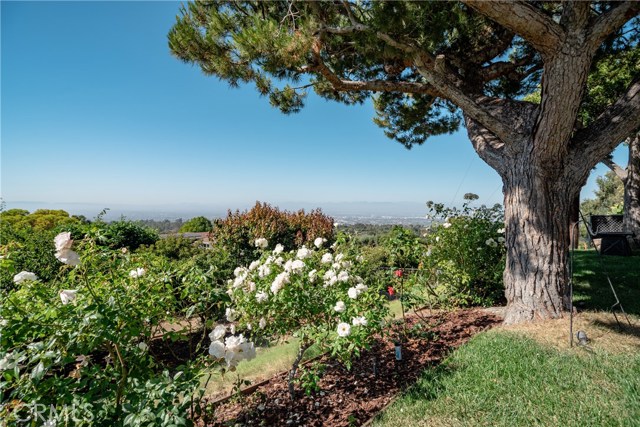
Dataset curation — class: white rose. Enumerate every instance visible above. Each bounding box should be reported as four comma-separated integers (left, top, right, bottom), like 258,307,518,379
273,244,284,254
352,316,367,326
55,249,80,266
337,322,351,337
209,325,227,341
334,301,346,313
208,340,226,359
256,291,269,303
296,246,311,259
347,287,359,299
254,238,269,249
259,317,267,329
225,307,238,322
321,253,333,264
129,267,146,278
59,289,78,305
13,271,38,284
54,232,73,252
314,237,326,248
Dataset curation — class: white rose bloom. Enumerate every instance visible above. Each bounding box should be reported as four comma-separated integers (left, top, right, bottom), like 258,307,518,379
347,287,359,299
497,228,505,234
273,244,284,254
296,246,311,259
249,260,261,271
337,322,351,337
255,238,269,249
341,261,353,270
337,271,349,283
332,262,342,270
59,289,78,305
308,269,317,283
443,222,452,229
270,272,290,294
330,242,337,250
256,291,269,303
233,275,246,289
208,340,226,359
258,264,271,278
225,307,238,322
128,267,146,278
485,238,498,248
355,283,368,294
321,253,333,264
291,259,305,273
247,281,256,292
240,340,257,361
54,232,73,252
234,267,248,278
13,271,38,284
283,259,293,272
335,253,345,262
209,325,227,341
435,236,440,242
274,257,284,266
259,317,267,329
324,276,338,288
55,249,80,266
323,270,336,281
314,237,326,248
497,237,506,243
137,342,148,352
352,316,368,326
334,301,346,313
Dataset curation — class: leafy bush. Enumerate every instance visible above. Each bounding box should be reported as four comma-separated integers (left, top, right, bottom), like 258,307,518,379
0,233,218,426
179,217,213,233
380,226,426,269
97,220,159,251
145,235,204,261
220,234,388,399
420,201,506,307
211,202,334,266
0,209,82,231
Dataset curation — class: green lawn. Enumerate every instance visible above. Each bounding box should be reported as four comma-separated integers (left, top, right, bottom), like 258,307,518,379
572,249,640,315
372,331,640,427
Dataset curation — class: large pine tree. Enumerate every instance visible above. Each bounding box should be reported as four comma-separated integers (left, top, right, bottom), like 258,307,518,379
168,1,640,323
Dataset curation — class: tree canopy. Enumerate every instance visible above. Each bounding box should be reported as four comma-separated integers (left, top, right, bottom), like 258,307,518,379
179,216,213,233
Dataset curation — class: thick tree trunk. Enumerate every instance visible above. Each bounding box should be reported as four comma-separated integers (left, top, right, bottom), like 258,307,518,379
624,134,640,243
569,195,580,250
501,160,575,324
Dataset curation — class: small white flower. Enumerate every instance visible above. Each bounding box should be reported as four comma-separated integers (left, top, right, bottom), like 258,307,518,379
308,269,317,283
442,222,452,229
355,283,368,293
334,301,346,313
249,260,260,271
290,259,305,273
259,317,267,329
485,238,498,248
314,237,326,248
55,249,80,266
256,290,269,303
54,232,73,252
209,325,227,341
323,269,336,281
255,238,268,249
59,289,78,305
337,271,349,282
129,267,146,278
497,236,505,243
137,342,148,352
347,287,359,299
497,228,505,234
258,264,271,278
435,236,440,242
296,246,311,259
273,244,284,254
352,316,368,326
13,271,38,284
208,340,225,359
335,253,344,263
270,272,290,294
337,322,351,337
234,267,248,278
321,253,333,264
225,307,238,322
274,257,284,266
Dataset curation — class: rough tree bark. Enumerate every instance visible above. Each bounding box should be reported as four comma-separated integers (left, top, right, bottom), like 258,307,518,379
624,134,640,241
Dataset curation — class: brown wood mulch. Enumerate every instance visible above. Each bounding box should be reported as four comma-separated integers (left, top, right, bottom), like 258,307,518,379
198,309,501,427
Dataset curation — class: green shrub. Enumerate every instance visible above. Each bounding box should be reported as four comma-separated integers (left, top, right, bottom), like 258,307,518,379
420,200,506,307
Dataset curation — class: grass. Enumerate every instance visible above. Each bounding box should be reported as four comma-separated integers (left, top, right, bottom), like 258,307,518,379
572,249,640,315
203,338,323,398
372,329,640,427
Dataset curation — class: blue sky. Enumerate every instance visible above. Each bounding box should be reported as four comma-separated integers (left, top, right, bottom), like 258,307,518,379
1,1,626,218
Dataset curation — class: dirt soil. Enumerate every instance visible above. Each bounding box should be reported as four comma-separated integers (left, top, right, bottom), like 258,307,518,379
199,309,501,427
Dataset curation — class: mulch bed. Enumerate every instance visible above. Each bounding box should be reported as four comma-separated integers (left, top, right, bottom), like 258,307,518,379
199,309,501,427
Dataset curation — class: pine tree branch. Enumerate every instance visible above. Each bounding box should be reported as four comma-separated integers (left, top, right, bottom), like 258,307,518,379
463,0,564,56
479,55,538,82
588,2,640,50
572,78,640,171
602,157,628,182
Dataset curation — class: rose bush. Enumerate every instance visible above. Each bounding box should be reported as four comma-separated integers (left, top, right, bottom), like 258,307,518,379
420,200,506,307
219,234,388,399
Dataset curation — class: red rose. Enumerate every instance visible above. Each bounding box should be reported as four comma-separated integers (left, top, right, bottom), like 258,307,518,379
388,286,395,296
394,269,403,278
